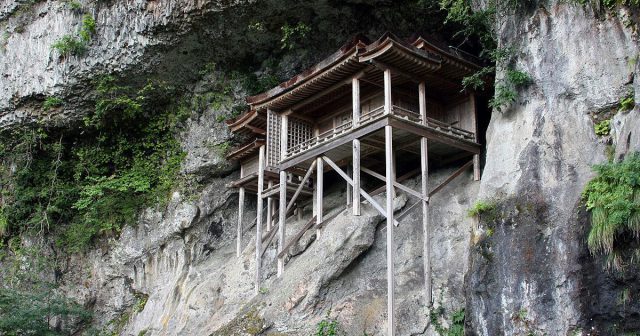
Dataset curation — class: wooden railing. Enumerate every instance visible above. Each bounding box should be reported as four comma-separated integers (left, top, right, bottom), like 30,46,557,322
283,105,475,160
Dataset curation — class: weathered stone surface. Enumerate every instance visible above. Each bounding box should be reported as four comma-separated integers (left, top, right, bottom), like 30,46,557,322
466,3,640,335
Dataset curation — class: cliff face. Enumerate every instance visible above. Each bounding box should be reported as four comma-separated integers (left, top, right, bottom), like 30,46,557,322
466,3,640,335
0,1,639,335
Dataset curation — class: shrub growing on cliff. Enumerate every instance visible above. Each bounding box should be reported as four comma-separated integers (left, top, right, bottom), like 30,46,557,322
0,76,189,252
582,152,640,270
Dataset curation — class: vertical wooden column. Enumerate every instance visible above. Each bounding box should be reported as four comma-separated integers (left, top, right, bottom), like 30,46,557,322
266,181,274,231
316,157,324,226
254,145,265,294
384,125,396,336
237,187,245,258
419,81,432,305
278,114,288,277
352,77,361,216
471,93,481,181
277,170,287,276
346,165,352,206
384,69,392,115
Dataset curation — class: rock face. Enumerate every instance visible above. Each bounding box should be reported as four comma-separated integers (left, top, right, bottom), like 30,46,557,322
2,1,640,335
466,3,640,335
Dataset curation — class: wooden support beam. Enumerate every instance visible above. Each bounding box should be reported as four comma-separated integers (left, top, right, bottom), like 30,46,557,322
266,181,273,232
277,216,317,259
385,125,396,336
346,165,352,206
361,166,426,202
277,170,287,277
285,160,316,214
471,93,481,181
384,69,392,116
429,160,474,197
353,77,361,127
237,187,245,258
321,156,398,226
255,146,265,294
353,139,361,216
419,81,432,305
370,168,421,197
316,157,324,226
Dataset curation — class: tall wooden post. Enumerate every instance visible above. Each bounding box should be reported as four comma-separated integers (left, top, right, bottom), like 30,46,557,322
237,187,245,258
255,145,265,294
385,125,396,336
346,165,352,206
470,93,481,181
277,170,287,276
316,157,324,226
278,114,289,277
384,69,392,115
419,81,432,305
266,181,274,231
352,77,361,216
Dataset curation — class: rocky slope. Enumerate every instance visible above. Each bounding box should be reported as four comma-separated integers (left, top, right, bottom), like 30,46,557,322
0,0,639,335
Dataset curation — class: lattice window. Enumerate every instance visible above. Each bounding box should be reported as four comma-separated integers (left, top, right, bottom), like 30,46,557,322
287,117,313,152
266,110,281,168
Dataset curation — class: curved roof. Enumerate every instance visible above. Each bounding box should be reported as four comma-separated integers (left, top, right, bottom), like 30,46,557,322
245,33,484,112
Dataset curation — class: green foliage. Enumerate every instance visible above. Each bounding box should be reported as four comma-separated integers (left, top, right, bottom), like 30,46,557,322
582,153,640,271
0,207,7,237
79,14,96,42
468,200,496,218
315,316,342,336
65,0,82,10
574,0,640,9
133,292,148,313
489,70,532,112
441,0,532,111
43,97,63,111
0,77,188,252
620,94,635,111
0,285,91,335
280,22,311,50
594,119,612,136
51,13,96,57
430,307,465,336
52,35,86,57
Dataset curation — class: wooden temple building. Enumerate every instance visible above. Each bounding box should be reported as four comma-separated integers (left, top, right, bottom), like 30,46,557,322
226,33,483,336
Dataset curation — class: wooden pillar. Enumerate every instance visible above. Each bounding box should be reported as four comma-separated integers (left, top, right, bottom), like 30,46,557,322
346,165,352,206
353,77,361,216
471,93,481,181
237,187,245,258
418,81,432,305
266,181,274,231
255,145,265,294
316,157,324,226
277,170,287,276
278,113,289,277
384,69,392,115
385,125,396,336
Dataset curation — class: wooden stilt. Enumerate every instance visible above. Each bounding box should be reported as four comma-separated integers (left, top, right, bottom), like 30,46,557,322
385,125,396,336
255,146,265,294
469,93,480,181
237,187,245,258
346,165,352,206
266,181,273,231
353,140,361,216
353,76,361,216
316,157,324,226
419,81,432,305
384,69,392,116
277,170,287,276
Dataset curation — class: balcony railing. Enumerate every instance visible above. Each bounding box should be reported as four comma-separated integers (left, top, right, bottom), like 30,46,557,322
283,105,475,160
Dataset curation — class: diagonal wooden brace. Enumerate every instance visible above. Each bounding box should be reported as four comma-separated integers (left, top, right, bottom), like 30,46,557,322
321,156,399,226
